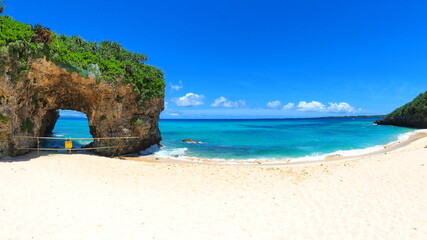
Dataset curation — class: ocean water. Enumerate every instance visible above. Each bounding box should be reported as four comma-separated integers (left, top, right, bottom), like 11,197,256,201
155,118,414,160
42,117,93,149
47,116,415,160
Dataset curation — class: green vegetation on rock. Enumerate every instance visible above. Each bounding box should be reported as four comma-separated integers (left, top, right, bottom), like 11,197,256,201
386,91,427,118
0,13,165,103
131,118,143,126
20,118,34,133
0,114,9,123
375,91,427,128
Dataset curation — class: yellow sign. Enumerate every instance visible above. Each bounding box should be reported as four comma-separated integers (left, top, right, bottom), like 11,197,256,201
64,141,73,149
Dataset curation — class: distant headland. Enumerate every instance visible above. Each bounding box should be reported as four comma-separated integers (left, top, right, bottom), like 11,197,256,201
375,91,427,128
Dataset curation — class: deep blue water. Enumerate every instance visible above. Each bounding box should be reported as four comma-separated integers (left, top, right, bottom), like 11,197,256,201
46,116,414,160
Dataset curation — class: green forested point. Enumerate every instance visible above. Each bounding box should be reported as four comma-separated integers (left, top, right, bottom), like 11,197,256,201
387,91,427,118
0,15,165,103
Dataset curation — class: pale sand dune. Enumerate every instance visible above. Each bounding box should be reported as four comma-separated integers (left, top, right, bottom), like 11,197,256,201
1,136,427,239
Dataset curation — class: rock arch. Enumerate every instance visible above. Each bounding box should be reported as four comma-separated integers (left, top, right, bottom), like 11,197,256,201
0,59,164,157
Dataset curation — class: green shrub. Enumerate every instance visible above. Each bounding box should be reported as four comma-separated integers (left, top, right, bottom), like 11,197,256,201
131,118,143,126
20,118,34,133
100,115,107,121
0,16,33,45
0,113,9,123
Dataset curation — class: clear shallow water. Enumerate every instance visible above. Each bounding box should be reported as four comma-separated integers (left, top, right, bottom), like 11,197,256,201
42,117,93,149
46,116,415,160
156,118,414,160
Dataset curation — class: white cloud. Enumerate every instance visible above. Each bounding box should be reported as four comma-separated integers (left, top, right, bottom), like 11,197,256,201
297,101,326,112
173,93,205,107
282,102,295,110
327,102,356,113
170,80,183,91
267,100,281,108
297,101,359,113
169,113,180,116
211,97,246,108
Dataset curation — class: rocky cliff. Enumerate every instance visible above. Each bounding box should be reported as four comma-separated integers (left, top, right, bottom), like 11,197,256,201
375,91,427,128
0,59,164,157
0,16,165,157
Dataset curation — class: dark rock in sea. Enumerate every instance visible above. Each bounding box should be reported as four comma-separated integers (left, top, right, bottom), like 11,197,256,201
182,139,202,144
375,91,427,128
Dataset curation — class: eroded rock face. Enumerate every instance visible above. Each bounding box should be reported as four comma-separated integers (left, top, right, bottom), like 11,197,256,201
0,58,164,157
375,116,427,128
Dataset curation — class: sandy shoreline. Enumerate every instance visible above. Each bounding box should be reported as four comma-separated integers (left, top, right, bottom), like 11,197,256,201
128,129,427,165
1,132,427,239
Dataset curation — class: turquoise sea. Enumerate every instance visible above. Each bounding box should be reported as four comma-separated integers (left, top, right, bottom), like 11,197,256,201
47,115,415,161
43,117,93,149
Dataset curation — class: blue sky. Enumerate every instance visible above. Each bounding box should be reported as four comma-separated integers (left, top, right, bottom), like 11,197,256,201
4,0,427,118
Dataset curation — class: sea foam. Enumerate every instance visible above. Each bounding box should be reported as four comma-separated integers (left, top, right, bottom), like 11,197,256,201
138,129,426,165
140,145,189,159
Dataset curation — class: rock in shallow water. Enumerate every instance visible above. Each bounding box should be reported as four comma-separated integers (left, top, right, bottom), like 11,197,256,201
182,139,202,144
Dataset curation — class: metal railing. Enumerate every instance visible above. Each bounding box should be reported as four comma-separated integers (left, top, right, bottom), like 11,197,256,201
13,136,139,157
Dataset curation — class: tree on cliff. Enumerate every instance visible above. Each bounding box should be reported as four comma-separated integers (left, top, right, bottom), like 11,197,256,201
0,0,4,14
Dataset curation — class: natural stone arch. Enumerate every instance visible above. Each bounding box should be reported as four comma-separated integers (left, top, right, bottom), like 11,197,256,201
0,59,164,157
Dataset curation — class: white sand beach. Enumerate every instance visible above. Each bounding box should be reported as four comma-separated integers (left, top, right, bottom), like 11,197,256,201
1,133,427,240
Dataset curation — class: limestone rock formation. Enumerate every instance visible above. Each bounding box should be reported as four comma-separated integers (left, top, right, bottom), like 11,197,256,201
0,59,164,157
375,91,427,128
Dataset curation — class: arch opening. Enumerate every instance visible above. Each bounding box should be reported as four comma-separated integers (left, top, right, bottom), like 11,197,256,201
41,110,94,150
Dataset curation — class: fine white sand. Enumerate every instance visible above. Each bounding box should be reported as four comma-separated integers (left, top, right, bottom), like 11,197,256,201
1,134,427,240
